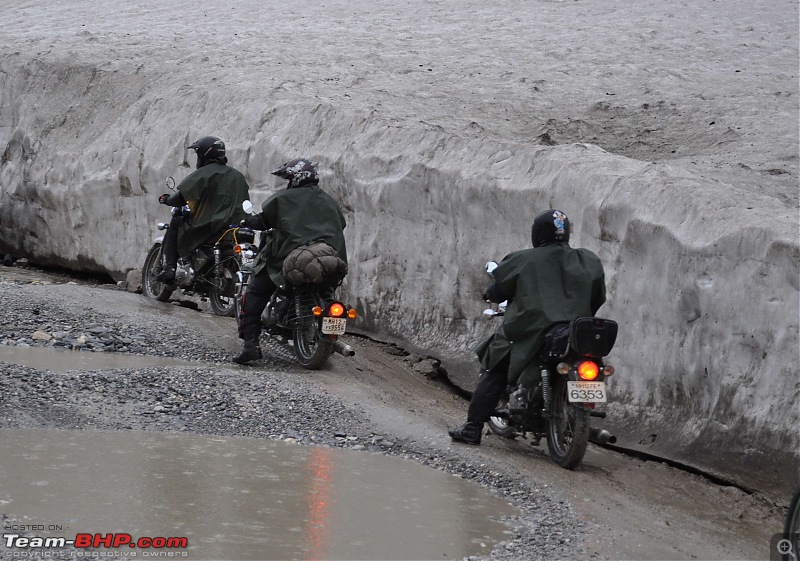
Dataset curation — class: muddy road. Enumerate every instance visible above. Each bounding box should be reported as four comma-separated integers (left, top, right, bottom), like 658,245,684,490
0,264,785,561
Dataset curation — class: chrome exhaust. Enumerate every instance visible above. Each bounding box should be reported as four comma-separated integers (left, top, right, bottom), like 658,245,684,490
333,341,355,357
589,427,617,445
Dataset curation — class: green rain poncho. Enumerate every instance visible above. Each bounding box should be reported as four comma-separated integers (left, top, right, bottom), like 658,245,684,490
251,184,347,286
475,242,606,387
176,161,251,258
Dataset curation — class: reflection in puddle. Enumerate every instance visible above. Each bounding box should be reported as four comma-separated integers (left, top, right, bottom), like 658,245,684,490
0,429,518,560
0,345,198,372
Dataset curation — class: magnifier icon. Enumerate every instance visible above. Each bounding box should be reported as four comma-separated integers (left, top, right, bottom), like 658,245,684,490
778,539,797,560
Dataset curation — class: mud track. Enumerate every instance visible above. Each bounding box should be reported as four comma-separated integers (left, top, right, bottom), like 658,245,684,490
0,264,785,561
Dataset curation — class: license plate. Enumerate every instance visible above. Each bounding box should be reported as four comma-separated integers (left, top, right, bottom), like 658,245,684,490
321,317,347,335
567,381,607,403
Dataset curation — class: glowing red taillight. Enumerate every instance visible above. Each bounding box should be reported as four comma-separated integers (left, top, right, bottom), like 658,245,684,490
329,303,345,317
577,361,600,381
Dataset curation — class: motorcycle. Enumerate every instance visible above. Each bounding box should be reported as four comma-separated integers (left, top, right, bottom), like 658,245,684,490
781,488,800,561
482,261,619,470
141,177,249,317
233,201,357,370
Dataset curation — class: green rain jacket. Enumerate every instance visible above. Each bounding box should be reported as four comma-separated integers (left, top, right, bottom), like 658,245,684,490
251,184,347,287
176,160,251,258
475,242,606,387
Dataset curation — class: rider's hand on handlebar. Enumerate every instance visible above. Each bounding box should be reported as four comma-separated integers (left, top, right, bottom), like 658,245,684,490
158,194,170,205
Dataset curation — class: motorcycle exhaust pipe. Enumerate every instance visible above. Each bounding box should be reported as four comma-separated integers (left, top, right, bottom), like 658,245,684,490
589,427,617,445
333,341,355,357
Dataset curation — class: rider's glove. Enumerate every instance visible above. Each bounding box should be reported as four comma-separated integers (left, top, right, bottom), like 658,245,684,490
158,194,170,205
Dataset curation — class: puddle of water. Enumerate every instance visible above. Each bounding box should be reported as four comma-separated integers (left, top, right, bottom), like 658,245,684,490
0,429,518,560
0,346,198,372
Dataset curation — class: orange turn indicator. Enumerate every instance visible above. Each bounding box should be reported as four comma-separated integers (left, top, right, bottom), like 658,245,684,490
577,361,600,381
312,306,323,317
347,309,358,319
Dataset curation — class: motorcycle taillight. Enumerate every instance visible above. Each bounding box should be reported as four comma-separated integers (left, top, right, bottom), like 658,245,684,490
577,360,600,381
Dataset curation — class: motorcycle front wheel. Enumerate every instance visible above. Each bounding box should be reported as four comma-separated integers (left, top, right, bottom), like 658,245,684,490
142,244,175,303
546,380,590,469
209,250,239,317
292,291,334,370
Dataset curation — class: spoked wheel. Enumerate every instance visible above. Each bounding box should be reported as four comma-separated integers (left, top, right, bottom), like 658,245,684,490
546,380,590,469
291,290,334,370
487,397,517,439
141,244,175,303
783,488,800,560
209,250,239,317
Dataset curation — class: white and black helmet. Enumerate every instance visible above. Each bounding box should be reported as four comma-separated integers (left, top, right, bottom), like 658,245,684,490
271,158,319,189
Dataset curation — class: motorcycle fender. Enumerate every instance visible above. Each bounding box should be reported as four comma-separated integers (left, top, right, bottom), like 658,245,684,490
152,236,164,244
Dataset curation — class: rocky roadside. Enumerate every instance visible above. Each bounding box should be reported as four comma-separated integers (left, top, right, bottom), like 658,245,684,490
0,265,589,561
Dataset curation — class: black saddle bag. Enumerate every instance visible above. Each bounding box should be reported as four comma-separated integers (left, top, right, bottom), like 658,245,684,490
545,317,618,358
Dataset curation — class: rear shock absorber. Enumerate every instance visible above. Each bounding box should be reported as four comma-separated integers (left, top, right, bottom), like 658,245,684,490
541,369,551,412
213,247,223,277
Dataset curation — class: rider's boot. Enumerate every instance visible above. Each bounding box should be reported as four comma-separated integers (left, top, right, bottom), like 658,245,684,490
448,422,483,445
155,266,176,284
232,337,262,364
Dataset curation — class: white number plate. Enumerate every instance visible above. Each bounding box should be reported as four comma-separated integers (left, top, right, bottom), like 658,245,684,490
567,381,607,403
321,317,347,335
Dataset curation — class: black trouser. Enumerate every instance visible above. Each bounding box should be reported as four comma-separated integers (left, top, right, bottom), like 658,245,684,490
161,216,182,269
238,272,277,341
466,355,511,424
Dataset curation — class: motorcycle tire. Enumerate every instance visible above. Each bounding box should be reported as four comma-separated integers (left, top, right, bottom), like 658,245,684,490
783,487,800,560
487,398,517,439
546,380,590,469
292,292,334,370
209,250,239,317
142,243,175,303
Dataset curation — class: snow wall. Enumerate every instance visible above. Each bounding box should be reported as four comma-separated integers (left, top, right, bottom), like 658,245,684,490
0,55,797,496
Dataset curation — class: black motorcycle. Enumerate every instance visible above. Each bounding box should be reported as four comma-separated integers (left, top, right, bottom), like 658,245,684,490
482,261,619,470
233,201,356,370
781,488,800,561
141,177,249,317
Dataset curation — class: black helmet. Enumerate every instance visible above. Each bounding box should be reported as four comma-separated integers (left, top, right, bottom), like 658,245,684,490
188,136,226,168
271,158,319,189
531,209,571,248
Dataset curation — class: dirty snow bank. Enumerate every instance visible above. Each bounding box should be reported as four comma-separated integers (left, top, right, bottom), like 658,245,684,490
0,0,797,495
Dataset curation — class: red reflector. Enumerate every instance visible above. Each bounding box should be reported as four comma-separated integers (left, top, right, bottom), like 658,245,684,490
329,303,345,317
578,361,599,381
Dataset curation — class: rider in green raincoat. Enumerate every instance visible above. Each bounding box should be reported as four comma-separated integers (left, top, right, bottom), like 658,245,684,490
449,209,606,445
233,158,347,364
156,136,250,283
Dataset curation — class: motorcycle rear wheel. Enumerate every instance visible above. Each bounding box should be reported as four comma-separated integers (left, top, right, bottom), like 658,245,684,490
209,250,239,317
142,244,175,303
546,382,590,469
292,292,334,370
784,487,800,560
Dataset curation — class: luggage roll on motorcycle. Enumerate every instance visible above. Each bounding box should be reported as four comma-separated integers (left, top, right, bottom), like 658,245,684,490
141,177,247,317
482,260,619,470
234,200,357,370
